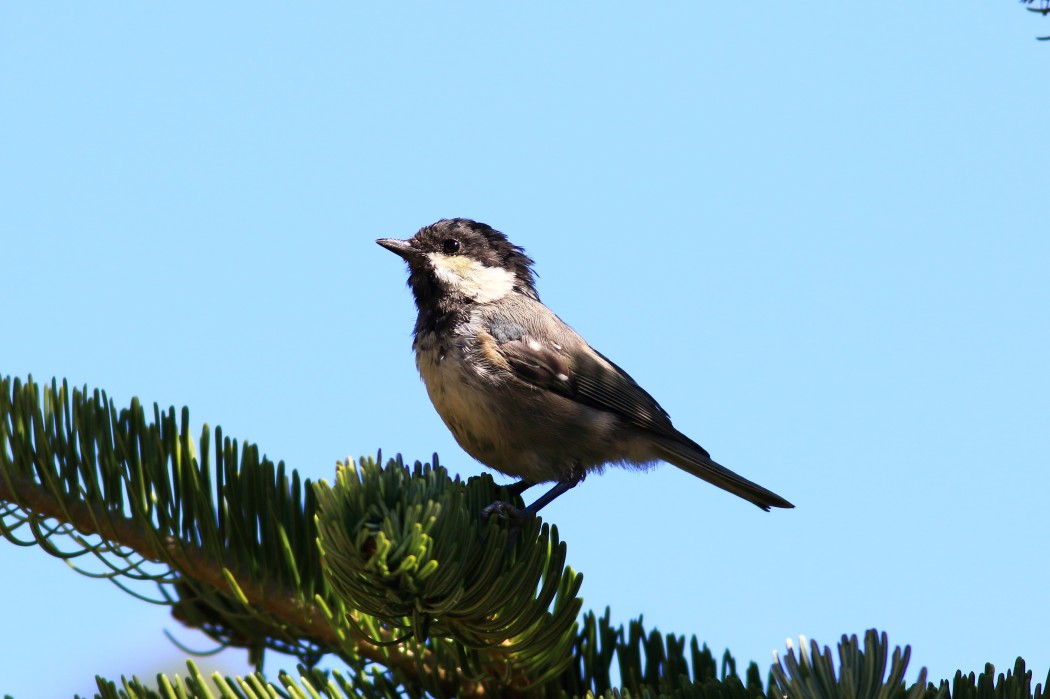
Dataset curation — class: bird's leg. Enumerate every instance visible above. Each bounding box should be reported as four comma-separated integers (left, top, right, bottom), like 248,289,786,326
481,465,585,525
504,479,534,499
523,465,585,514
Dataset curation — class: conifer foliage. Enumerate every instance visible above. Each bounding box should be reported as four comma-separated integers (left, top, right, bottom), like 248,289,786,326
0,376,1046,698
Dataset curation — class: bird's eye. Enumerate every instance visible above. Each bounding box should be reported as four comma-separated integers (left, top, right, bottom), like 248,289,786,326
442,239,461,254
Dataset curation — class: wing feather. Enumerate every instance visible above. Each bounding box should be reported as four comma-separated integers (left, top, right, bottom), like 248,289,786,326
491,324,687,443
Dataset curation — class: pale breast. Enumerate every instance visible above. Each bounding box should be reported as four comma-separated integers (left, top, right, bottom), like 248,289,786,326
415,340,514,473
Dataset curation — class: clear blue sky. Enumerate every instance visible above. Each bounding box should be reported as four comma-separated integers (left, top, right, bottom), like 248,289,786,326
2,3,1048,697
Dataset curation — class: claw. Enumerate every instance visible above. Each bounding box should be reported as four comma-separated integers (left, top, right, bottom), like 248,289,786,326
480,500,534,524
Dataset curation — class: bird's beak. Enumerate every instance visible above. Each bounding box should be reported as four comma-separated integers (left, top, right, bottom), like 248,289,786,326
376,237,419,262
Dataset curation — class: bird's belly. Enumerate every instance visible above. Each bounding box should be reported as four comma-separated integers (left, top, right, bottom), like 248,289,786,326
414,344,656,483
417,350,508,460
415,346,571,482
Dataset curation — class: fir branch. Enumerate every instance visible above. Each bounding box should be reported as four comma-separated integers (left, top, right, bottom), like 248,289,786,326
0,376,589,698
0,457,479,697
7,375,1049,698
0,469,328,640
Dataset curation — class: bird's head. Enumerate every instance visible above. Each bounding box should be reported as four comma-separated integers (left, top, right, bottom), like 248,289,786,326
377,219,539,309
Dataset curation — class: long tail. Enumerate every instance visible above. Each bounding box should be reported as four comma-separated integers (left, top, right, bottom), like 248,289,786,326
653,435,794,511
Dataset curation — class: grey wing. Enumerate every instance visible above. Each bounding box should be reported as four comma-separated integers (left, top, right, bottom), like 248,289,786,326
489,311,695,446
486,305,792,510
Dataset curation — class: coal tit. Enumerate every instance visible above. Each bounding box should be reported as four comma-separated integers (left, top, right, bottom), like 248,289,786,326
377,219,793,517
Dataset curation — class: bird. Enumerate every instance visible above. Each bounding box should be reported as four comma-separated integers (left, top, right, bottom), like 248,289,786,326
377,218,793,519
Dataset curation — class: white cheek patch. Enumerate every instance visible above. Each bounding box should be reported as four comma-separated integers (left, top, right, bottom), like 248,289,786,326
427,253,516,302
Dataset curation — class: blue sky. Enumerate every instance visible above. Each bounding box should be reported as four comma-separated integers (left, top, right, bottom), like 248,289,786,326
2,3,1048,697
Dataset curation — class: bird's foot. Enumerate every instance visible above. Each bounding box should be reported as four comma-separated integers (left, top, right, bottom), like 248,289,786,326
479,500,535,549
480,499,534,525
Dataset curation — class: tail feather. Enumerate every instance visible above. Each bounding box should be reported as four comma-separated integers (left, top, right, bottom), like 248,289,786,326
653,436,794,511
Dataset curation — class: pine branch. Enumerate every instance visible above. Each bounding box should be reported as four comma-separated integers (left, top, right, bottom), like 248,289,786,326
86,631,1050,699
0,376,580,697
0,470,328,636
5,375,1049,698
